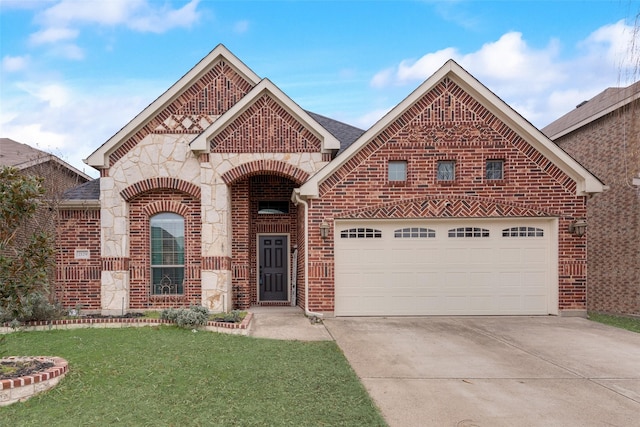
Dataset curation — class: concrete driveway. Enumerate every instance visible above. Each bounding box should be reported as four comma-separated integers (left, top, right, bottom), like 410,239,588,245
323,316,640,427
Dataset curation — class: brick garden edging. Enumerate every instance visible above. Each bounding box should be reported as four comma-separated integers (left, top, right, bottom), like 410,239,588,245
0,356,68,407
0,312,253,335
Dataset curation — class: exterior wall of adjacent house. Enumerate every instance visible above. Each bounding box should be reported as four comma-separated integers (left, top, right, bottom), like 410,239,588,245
306,77,589,313
553,101,640,315
10,161,90,298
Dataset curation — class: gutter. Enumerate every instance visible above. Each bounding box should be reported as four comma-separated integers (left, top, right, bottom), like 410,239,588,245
292,189,324,319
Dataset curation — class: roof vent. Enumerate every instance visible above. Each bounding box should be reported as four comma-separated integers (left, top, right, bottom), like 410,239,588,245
576,100,588,108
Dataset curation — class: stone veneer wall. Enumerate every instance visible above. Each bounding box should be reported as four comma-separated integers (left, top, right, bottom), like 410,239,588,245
554,101,640,315
306,78,589,314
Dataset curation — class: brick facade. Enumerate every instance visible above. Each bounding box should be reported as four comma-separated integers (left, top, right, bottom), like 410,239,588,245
55,47,600,316
552,101,640,315
55,209,101,310
306,77,589,313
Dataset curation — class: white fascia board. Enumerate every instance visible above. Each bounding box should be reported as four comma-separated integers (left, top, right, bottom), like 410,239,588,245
299,59,605,198
190,78,340,153
85,44,261,168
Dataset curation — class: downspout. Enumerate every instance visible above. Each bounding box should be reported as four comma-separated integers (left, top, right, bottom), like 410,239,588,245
292,189,324,319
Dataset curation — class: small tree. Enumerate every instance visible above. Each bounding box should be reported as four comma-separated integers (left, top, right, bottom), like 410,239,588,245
0,166,54,321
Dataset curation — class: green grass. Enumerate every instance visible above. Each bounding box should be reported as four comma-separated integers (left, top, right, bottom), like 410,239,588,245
1,327,386,426
588,312,640,333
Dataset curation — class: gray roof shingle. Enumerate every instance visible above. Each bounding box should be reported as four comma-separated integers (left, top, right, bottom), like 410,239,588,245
63,178,100,200
542,81,640,139
306,111,365,153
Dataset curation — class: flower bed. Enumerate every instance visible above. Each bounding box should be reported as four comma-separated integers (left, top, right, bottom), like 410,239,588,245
0,356,68,406
0,312,253,335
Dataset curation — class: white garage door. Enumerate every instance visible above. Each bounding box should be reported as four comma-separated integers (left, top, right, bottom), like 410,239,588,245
334,219,557,316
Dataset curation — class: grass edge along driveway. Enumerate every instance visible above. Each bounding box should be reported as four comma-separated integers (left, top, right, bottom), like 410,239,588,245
1,326,386,427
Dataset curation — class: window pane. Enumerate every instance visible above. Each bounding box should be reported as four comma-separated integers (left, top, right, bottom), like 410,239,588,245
340,228,382,238
150,212,185,295
388,161,407,181
448,227,490,238
258,201,289,214
152,267,184,294
394,227,436,238
486,160,504,180
437,161,455,181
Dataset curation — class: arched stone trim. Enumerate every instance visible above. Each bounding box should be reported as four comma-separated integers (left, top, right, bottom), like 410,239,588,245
120,177,201,201
341,196,555,219
142,200,191,218
221,160,310,185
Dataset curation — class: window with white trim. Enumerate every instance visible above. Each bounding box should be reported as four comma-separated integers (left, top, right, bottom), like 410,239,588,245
151,212,185,295
388,161,407,182
448,227,489,238
340,228,382,238
394,227,436,238
502,226,544,237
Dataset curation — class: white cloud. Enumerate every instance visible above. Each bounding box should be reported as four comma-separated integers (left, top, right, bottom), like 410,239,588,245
1,78,163,178
128,0,201,33
28,26,79,45
2,55,29,72
371,68,395,88
34,0,201,33
233,20,250,34
396,47,459,84
368,21,640,127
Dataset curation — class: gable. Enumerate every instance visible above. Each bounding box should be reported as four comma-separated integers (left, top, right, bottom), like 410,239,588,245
300,60,604,198
190,79,340,154
86,45,260,169
211,93,322,153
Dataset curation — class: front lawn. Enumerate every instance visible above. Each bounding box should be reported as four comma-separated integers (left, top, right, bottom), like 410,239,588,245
1,327,386,426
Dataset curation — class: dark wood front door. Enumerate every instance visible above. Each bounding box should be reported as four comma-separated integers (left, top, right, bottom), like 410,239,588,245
259,235,288,301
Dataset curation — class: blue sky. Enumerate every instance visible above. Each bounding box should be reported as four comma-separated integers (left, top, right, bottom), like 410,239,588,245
1,0,638,177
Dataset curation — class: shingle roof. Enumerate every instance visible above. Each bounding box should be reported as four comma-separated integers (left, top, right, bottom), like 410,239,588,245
63,178,100,200
542,80,640,139
1,137,93,182
0,137,54,168
306,111,365,153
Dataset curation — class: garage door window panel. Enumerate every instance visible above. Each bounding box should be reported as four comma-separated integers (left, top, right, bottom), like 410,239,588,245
502,226,544,237
394,227,436,238
340,228,382,238
448,227,490,237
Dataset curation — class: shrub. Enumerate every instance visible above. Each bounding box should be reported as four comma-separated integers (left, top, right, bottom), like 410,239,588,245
161,306,209,329
0,292,63,324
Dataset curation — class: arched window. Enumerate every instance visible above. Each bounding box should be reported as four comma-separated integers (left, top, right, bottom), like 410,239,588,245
150,213,185,295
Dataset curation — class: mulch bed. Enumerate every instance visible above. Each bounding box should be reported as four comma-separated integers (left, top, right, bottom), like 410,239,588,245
1,358,54,380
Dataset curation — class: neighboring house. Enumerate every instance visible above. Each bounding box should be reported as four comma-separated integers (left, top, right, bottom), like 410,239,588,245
56,45,604,317
1,138,92,287
543,82,640,316
0,137,92,231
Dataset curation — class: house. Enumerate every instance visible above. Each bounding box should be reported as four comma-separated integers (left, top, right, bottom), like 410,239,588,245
56,45,604,317
1,137,92,289
543,82,640,316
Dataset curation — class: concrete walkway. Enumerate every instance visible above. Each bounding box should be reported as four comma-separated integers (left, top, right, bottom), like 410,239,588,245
247,306,332,341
